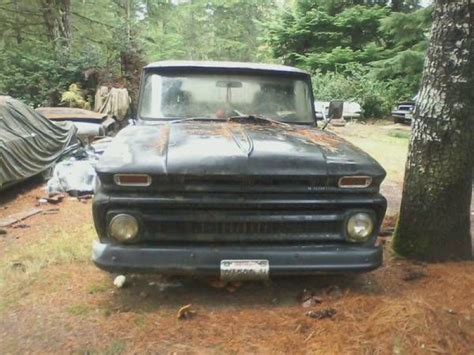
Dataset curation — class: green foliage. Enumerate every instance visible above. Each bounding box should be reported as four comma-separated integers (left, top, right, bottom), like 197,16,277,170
0,41,102,107
312,64,399,117
61,84,91,109
263,0,433,117
0,0,432,116
371,7,432,97
142,0,274,62
0,0,275,107
265,2,390,70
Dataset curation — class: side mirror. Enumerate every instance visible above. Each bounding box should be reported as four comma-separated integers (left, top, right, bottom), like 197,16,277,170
322,100,344,130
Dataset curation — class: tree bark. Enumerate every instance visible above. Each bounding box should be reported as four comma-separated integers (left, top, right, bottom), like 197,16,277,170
12,0,22,44
39,0,71,50
58,0,71,49
391,0,403,12
393,1,473,261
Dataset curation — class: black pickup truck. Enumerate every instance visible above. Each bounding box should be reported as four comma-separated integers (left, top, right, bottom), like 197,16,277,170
92,61,387,280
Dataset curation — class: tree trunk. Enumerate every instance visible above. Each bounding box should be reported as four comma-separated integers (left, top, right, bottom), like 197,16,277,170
58,0,71,49
393,1,473,261
12,0,22,44
39,0,71,50
391,0,403,12
40,0,59,45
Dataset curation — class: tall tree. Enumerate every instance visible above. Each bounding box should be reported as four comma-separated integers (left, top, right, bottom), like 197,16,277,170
264,1,391,71
39,0,72,50
393,1,473,261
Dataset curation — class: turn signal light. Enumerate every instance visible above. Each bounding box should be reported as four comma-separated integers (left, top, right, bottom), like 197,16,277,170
114,174,151,186
338,176,372,188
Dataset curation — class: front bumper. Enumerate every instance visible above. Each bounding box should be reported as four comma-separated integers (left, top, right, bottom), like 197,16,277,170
92,241,383,275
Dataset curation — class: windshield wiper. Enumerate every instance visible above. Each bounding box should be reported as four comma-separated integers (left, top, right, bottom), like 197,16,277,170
227,114,291,127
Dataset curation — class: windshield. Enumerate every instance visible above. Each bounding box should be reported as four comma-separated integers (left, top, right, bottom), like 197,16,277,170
139,73,314,123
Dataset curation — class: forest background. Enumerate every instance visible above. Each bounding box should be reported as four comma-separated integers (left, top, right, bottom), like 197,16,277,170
0,0,433,118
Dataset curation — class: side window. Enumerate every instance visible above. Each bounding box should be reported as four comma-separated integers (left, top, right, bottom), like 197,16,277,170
140,75,163,118
141,79,153,117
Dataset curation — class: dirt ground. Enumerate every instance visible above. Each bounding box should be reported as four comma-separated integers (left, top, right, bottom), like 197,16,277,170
0,122,473,354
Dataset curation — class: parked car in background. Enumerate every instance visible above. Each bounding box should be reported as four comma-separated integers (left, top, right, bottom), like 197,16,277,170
314,101,363,120
92,61,387,280
391,101,415,124
36,107,116,140
0,96,77,190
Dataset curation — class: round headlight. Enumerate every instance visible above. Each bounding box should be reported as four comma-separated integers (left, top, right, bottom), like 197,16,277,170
109,214,139,242
346,213,374,242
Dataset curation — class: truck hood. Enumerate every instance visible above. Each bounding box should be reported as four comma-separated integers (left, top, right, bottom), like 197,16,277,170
96,121,385,178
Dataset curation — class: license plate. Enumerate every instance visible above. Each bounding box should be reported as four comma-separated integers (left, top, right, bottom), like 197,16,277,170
220,259,269,281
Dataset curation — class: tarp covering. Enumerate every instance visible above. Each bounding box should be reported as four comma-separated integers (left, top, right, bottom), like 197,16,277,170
46,141,110,196
94,86,130,121
0,96,77,188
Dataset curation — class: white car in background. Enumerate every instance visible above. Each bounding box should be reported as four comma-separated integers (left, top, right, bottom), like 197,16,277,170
314,101,363,120
391,101,415,124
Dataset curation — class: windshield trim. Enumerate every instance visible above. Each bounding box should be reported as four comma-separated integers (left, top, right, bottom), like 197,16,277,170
136,69,317,126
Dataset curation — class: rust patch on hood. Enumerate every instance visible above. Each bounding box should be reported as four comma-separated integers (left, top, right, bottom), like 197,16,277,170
155,124,171,155
286,127,344,152
152,120,343,157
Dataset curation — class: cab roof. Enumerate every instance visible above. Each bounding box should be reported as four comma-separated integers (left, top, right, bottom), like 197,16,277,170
144,60,309,76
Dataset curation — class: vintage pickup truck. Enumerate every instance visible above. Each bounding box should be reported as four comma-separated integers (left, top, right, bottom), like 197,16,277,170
92,61,387,280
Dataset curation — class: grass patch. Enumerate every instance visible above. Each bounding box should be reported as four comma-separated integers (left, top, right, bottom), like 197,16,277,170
0,225,96,312
134,313,148,328
334,124,409,185
67,303,92,317
388,130,410,140
88,280,110,295
105,340,127,355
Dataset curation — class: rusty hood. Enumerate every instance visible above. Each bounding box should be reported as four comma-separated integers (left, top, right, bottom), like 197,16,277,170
96,121,385,178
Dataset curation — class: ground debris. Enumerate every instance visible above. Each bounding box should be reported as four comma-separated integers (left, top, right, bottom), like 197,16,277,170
325,285,343,298
113,275,127,288
402,266,427,282
302,296,323,308
306,308,337,320
46,194,65,204
36,198,48,206
0,228,7,235
11,261,26,272
402,271,427,282
207,278,243,293
177,304,196,320
379,228,394,237
12,223,29,229
77,194,93,201
297,289,323,308
207,278,227,289
42,208,60,215
376,235,392,246
226,282,243,293
0,208,42,227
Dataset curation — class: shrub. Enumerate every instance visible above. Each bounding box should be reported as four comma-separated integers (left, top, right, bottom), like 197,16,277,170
0,42,103,107
311,63,416,118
